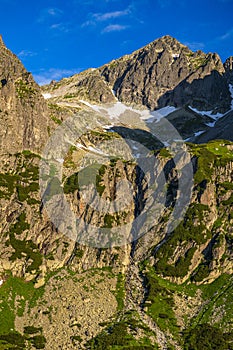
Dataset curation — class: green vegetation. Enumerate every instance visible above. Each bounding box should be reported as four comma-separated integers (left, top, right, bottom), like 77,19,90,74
193,274,233,329
89,129,121,141
64,172,80,193
0,173,18,198
0,276,45,334
223,193,233,205
48,103,65,111
30,335,46,349
0,151,40,203
159,148,172,158
96,164,106,196
64,93,76,99
153,203,210,278
103,212,128,228
15,79,36,100
64,160,121,198
86,312,157,349
0,331,46,349
8,233,42,273
23,326,42,335
64,163,104,193
75,247,84,259
0,332,25,349
64,162,108,197
220,181,233,191
189,55,211,70
114,273,125,311
9,212,30,235
183,324,233,350
103,214,115,228
188,140,233,184
71,335,83,344
144,272,178,334
50,114,62,125
193,148,215,183
191,263,210,282
141,263,233,345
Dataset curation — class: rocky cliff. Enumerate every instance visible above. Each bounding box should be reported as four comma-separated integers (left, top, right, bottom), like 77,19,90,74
0,36,49,157
43,35,233,113
0,36,233,350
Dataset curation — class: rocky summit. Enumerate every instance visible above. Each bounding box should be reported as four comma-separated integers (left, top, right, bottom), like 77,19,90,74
0,35,233,350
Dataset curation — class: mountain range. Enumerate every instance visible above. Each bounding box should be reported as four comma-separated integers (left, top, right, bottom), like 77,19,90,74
0,34,233,350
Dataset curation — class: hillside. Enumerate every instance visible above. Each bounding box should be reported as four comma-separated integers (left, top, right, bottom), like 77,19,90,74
0,35,232,349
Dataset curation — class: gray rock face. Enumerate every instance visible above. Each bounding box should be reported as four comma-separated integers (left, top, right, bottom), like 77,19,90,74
74,71,116,103
0,37,49,156
196,110,233,143
42,68,116,105
224,56,233,83
43,35,232,115
0,35,233,348
100,36,230,111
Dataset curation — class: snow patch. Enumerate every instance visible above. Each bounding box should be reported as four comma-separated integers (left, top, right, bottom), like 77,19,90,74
172,53,180,58
103,124,114,130
75,142,109,156
205,121,216,128
80,100,134,120
79,100,102,114
188,106,224,120
42,93,52,99
79,100,177,124
76,142,86,150
194,130,205,137
143,106,178,122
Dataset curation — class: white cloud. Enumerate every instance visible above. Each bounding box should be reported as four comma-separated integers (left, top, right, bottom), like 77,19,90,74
218,28,233,40
18,50,37,58
82,7,131,28
33,68,80,86
93,9,130,21
50,23,70,33
38,7,63,23
47,8,63,16
102,24,129,33
81,20,96,28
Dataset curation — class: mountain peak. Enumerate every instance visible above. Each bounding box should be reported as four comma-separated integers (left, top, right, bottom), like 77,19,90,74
160,34,182,42
0,34,4,46
152,35,187,48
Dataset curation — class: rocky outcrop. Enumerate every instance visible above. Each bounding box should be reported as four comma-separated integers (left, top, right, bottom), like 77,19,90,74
196,110,233,143
0,35,233,349
224,56,233,83
100,36,230,111
43,35,232,114
0,37,49,157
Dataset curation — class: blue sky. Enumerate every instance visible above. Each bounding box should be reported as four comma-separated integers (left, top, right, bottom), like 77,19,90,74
1,0,233,85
